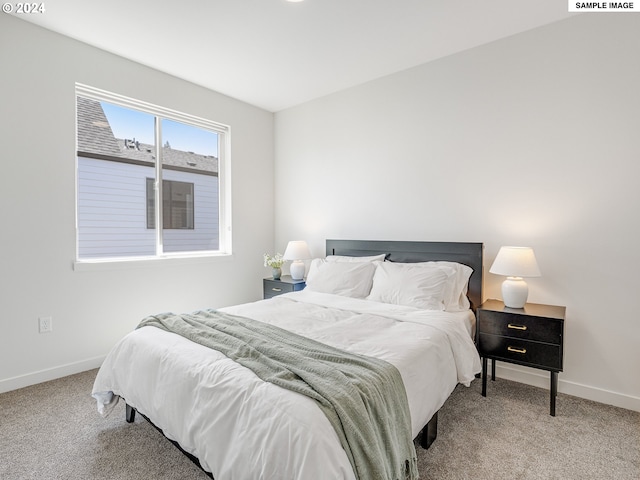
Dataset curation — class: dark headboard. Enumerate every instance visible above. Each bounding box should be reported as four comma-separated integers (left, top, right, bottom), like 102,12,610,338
326,239,484,310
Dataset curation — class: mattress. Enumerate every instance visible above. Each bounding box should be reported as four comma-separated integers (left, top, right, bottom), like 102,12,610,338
92,290,481,479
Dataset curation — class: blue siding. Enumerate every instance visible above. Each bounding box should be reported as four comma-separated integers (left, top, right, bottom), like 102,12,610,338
78,157,219,258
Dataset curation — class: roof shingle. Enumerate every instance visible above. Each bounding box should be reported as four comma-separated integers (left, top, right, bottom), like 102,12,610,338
77,96,218,174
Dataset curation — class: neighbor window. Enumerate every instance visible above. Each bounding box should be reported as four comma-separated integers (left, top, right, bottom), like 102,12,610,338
76,84,230,261
146,179,194,230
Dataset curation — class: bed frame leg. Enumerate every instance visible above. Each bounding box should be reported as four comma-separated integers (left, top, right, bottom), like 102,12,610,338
420,411,438,449
125,403,136,423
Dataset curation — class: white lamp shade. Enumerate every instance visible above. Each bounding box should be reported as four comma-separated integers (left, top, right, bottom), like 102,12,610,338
490,246,541,309
283,241,312,261
489,246,541,278
283,241,311,280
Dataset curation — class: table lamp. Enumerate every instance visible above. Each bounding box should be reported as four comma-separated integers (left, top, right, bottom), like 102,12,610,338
283,240,312,280
489,246,541,308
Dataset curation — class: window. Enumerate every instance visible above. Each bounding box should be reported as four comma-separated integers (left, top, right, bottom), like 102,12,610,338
76,84,230,261
146,179,194,230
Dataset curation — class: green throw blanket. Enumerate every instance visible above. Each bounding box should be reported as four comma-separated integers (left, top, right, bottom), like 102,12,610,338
138,310,418,480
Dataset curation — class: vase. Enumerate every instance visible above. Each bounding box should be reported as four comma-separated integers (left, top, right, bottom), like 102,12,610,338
271,267,282,280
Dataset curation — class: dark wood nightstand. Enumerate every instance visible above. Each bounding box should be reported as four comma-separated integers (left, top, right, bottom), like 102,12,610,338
477,299,566,416
263,276,306,299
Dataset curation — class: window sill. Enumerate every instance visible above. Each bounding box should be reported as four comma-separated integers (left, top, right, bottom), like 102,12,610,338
73,252,234,272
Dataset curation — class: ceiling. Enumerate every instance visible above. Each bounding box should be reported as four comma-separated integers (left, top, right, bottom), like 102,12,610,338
14,0,575,112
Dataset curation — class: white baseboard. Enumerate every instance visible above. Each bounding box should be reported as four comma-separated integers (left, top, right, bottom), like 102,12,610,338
0,356,105,394
493,362,640,413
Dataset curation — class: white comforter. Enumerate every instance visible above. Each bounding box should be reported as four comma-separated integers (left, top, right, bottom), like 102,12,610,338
92,290,481,480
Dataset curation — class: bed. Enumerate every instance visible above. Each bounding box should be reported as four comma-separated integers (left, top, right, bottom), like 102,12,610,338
92,239,483,480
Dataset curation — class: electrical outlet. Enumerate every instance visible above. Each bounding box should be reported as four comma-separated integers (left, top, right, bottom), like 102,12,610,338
39,316,53,333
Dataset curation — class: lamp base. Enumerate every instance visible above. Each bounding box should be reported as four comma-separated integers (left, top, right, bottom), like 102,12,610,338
289,260,305,281
501,277,528,308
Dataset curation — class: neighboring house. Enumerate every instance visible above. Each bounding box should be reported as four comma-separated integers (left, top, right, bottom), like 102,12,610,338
76,96,219,258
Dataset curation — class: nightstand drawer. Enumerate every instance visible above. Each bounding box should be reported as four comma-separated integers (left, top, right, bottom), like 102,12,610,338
263,277,305,299
479,333,562,371
264,281,294,298
478,311,562,345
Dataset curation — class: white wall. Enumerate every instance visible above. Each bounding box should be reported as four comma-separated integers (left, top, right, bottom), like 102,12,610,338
275,14,640,411
0,15,274,391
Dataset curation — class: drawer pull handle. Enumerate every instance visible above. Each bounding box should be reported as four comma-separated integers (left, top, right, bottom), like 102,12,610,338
271,288,282,292
508,324,527,331
507,346,527,354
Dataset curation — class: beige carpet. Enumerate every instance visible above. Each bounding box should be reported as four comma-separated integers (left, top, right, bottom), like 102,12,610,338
1,369,638,479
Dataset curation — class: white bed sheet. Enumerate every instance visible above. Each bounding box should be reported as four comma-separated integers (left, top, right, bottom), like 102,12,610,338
92,290,481,480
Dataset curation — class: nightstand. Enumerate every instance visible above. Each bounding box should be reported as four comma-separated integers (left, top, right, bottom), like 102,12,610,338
477,299,566,416
263,276,306,299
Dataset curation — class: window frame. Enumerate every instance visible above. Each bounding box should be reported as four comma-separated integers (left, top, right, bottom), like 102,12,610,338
74,83,232,267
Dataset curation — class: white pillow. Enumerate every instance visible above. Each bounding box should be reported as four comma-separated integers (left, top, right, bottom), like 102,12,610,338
384,261,472,311
431,261,473,311
305,259,376,298
326,254,387,263
367,261,456,310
